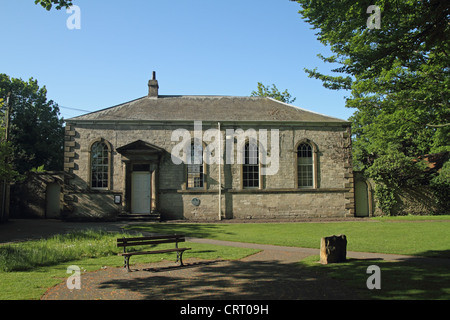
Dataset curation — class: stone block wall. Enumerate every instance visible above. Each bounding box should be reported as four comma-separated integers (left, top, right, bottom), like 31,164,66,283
64,121,354,220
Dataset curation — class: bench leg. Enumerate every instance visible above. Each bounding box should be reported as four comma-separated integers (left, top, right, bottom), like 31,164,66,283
124,256,131,272
176,251,185,266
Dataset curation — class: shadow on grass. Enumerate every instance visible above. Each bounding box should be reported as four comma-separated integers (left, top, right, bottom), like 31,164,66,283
300,251,450,300
416,249,450,260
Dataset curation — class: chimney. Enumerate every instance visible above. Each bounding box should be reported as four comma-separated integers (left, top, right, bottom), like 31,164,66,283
148,71,159,97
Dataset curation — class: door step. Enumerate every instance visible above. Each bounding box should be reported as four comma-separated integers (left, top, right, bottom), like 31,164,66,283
117,213,161,222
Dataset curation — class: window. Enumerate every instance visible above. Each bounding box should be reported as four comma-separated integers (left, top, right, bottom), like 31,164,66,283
187,142,204,188
243,142,259,188
297,143,313,188
91,141,109,189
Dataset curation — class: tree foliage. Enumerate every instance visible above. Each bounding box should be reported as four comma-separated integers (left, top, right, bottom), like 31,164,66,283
0,99,18,181
251,82,296,104
34,0,73,10
0,74,64,174
292,0,449,214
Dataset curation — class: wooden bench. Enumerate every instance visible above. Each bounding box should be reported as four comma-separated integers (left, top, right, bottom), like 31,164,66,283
117,234,191,272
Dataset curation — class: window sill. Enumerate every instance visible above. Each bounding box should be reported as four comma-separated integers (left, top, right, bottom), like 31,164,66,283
86,188,114,193
228,188,349,194
177,189,219,194
170,188,350,194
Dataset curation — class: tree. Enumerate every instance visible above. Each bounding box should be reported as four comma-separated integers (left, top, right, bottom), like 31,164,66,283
0,97,18,181
292,0,449,213
0,74,64,174
34,0,73,10
251,82,296,104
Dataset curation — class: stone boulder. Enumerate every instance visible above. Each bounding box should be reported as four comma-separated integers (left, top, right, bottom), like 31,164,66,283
320,234,347,264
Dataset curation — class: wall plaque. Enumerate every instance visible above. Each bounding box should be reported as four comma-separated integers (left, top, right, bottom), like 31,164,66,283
191,198,201,206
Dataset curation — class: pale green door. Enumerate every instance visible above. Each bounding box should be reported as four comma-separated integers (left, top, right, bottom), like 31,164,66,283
131,172,151,214
355,180,369,217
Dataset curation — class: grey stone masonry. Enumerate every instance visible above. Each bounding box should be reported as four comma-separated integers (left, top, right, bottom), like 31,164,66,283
64,120,354,221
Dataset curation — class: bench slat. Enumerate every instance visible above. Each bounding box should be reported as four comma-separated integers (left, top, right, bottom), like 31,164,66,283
117,234,185,243
117,238,185,248
118,248,191,257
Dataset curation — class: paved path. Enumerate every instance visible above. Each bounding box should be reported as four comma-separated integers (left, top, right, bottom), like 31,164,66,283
41,242,357,300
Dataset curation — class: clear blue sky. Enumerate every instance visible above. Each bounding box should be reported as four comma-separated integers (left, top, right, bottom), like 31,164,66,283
0,0,353,121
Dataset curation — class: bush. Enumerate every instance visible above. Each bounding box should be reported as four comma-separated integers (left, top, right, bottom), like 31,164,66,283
373,184,397,215
367,148,427,215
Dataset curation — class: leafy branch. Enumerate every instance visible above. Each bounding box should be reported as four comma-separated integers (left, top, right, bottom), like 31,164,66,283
34,0,73,11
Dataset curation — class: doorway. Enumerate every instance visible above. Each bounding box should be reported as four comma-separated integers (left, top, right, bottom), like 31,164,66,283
46,182,61,218
131,171,151,214
355,180,369,217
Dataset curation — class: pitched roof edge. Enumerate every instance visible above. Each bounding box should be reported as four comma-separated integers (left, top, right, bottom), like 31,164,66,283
66,96,147,121
66,95,350,124
265,97,348,123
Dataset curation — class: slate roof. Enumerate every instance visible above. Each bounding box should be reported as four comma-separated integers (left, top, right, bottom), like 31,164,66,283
68,95,348,124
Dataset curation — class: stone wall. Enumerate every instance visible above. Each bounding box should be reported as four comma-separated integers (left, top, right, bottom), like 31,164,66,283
371,184,446,216
64,121,354,220
354,172,448,216
10,172,66,219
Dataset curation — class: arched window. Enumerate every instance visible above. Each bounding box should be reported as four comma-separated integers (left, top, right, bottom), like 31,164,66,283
297,143,313,188
187,142,204,188
91,141,109,189
243,141,259,188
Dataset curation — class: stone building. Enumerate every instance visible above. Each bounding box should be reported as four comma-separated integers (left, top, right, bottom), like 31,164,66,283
63,74,354,221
